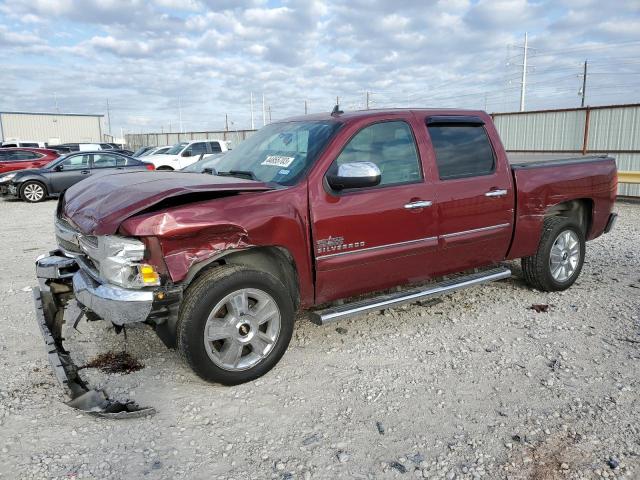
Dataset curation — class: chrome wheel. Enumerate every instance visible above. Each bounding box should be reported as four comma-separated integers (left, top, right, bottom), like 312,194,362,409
203,288,281,371
23,183,44,202
549,229,580,282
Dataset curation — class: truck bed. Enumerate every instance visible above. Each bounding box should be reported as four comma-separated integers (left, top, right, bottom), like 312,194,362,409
507,153,610,168
506,154,617,260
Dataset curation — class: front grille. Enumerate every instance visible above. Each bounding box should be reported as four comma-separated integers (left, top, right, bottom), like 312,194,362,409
79,234,99,249
57,236,82,254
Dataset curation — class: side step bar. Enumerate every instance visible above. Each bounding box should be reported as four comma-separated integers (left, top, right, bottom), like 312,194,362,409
310,266,511,326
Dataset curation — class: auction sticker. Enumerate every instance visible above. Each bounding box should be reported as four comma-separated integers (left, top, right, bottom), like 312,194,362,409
261,155,295,167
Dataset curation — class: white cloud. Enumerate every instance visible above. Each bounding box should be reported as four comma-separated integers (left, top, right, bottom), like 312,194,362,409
0,0,638,133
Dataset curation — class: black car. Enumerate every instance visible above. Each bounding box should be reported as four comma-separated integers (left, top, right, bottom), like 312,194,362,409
0,151,153,203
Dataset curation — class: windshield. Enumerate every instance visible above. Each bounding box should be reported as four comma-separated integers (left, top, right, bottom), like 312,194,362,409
132,147,150,157
165,142,188,155
214,120,341,185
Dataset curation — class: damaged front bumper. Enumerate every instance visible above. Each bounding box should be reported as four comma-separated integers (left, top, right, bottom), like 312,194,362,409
33,250,180,417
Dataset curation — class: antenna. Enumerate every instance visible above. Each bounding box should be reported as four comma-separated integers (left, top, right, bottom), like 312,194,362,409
331,104,343,117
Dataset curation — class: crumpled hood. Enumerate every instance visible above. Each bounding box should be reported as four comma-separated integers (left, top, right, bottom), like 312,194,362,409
62,170,273,235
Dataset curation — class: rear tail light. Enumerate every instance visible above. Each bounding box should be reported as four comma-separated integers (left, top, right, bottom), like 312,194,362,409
144,162,155,171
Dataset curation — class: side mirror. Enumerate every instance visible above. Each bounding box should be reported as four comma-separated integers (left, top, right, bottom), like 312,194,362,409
182,150,191,157
54,164,64,172
326,162,381,190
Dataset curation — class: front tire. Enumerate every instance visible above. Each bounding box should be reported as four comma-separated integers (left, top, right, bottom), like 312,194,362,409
177,265,294,385
20,181,47,203
521,216,585,291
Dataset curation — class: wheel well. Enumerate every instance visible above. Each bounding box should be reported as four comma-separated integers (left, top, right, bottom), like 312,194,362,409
20,179,47,193
190,247,300,310
544,199,593,235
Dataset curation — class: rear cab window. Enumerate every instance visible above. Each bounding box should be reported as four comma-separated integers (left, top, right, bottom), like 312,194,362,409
426,117,495,180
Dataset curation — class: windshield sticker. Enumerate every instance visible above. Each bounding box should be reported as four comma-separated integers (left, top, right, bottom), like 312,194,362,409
261,155,295,167
278,169,290,175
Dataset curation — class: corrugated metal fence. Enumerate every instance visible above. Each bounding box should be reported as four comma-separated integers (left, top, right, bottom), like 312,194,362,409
125,129,256,151
492,103,640,197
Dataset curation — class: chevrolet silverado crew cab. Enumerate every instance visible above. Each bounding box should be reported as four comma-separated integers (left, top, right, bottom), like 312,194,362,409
34,108,617,403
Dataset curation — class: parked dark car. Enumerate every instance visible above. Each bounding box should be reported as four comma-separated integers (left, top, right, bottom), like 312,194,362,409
132,146,156,157
47,145,73,154
0,148,60,174
0,151,154,202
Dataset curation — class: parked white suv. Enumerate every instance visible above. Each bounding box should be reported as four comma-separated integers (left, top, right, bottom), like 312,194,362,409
144,140,229,170
1,140,47,148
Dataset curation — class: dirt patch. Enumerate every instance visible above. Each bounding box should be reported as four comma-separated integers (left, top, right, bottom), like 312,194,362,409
80,351,144,374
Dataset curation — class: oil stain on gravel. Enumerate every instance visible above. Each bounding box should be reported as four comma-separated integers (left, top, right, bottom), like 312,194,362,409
80,351,144,374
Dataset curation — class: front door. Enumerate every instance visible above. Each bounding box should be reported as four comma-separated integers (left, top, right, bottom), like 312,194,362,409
310,118,439,304
50,153,92,192
424,116,514,275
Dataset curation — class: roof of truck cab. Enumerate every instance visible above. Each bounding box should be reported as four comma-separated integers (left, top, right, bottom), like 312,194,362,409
280,108,489,123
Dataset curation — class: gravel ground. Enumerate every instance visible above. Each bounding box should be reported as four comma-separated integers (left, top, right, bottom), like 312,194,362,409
0,197,638,480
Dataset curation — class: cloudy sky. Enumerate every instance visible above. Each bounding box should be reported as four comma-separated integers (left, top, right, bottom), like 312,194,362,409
1,0,639,135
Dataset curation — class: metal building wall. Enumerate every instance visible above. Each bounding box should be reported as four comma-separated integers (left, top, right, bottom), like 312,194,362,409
493,104,640,197
0,112,103,144
493,110,586,151
125,129,257,151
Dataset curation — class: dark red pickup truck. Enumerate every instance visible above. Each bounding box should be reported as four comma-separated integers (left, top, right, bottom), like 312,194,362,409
34,109,617,412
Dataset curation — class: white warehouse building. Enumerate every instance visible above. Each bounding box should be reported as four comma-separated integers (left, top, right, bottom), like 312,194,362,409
0,111,104,145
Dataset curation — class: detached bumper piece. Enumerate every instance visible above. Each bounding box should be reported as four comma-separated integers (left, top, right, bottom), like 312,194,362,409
34,251,156,418
604,212,618,234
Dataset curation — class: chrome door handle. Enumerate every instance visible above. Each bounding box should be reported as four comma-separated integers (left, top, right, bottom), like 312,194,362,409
404,200,433,209
485,189,508,197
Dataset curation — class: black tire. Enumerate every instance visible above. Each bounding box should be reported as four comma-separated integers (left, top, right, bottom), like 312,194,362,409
521,216,586,292
156,166,174,171
19,181,47,203
177,264,294,385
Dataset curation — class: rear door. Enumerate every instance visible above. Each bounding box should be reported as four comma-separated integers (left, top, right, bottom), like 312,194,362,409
49,153,92,192
310,117,439,304
424,116,514,274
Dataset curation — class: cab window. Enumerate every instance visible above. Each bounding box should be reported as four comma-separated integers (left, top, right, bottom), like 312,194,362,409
332,121,421,187
427,123,495,180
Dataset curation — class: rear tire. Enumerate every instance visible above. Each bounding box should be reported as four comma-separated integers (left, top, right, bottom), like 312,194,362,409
156,166,174,171
521,216,585,292
20,181,47,203
177,265,294,385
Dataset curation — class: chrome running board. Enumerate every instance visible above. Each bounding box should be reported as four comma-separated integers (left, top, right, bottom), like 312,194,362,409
310,266,511,326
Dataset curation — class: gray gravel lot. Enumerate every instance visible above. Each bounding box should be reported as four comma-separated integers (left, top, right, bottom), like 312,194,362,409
0,197,638,480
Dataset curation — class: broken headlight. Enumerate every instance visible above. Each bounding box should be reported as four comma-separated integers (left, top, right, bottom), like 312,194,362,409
90,235,160,288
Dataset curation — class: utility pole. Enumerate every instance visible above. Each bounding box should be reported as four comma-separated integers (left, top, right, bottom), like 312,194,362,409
225,113,229,131
304,100,308,115
580,60,588,107
106,98,112,135
268,105,272,123
250,92,255,130
262,93,266,126
366,91,370,109
178,97,183,133
519,32,529,112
